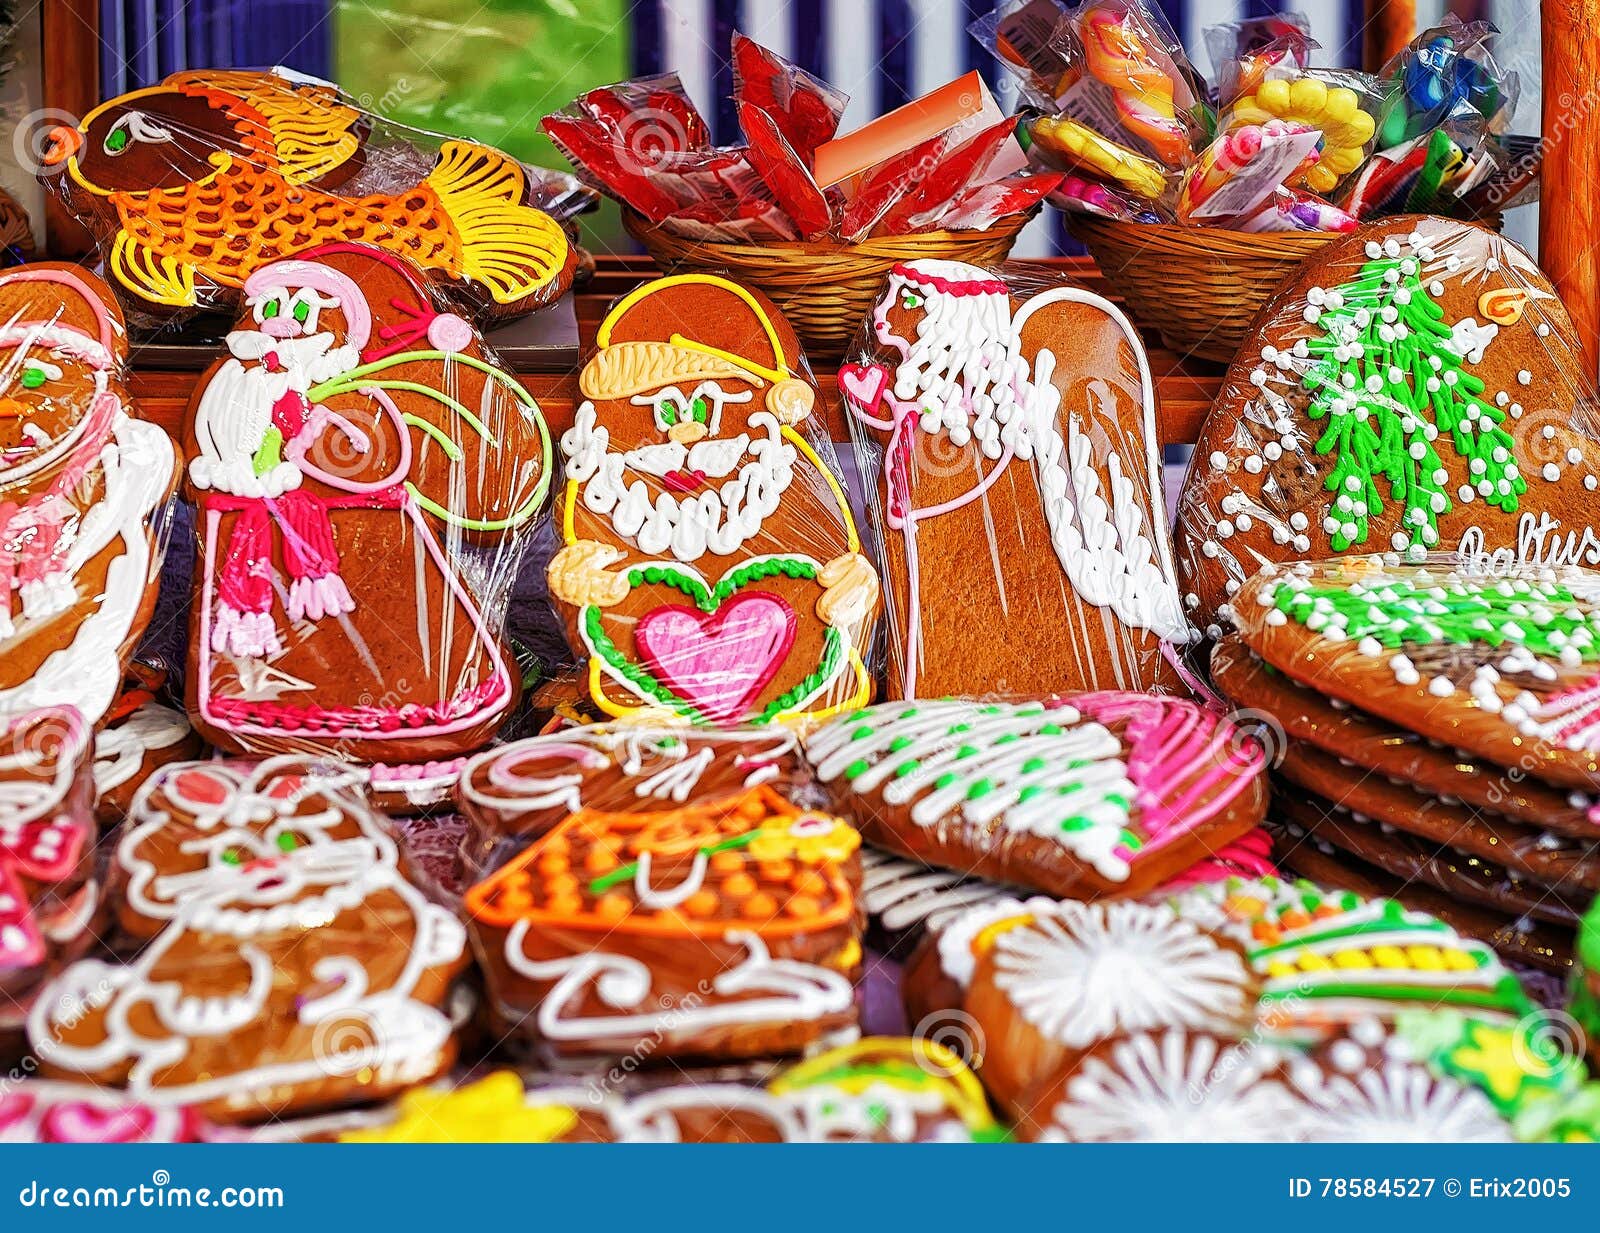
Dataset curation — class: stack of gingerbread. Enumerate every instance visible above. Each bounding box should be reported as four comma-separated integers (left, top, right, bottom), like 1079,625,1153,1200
1213,557,1600,974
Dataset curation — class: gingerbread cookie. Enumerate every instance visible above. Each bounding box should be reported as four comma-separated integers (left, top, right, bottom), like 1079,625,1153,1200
839,259,1192,697
1281,1018,1513,1142
1178,216,1600,629
1236,558,1600,789
1278,743,1600,891
1165,873,1539,1038
549,274,879,725
767,1037,1006,1142
456,723,807,881
463,783,862,1060
959,899,1260,1123
1212,633,1595,834
0,1082,225,1143
0,707,98,1057
1393,1009,1587,1122
859,848,1024,956
93,703,200,825
0,265,178,727
184,242,550,764
805,694,1267,900
29,757,467,1122
1019,1030,1299,1142
42,69,576,326
1275,815,1575,975
1270,793,1584,932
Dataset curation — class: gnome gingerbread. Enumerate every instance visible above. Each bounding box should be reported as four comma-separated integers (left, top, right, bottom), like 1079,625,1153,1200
549,274,879,725
184,241,551,766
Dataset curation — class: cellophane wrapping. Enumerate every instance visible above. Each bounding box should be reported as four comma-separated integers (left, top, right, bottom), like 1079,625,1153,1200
181,242,553,788
1175,214,1600,636
544,272,882,729
836,258,1197,699
40,66,592,333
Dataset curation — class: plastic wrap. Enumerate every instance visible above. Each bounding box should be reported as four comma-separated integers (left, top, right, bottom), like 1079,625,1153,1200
26,756,468,1124
1219,63,1381,194
40,68,588,333
1176,216,1600,633
460,725,863,1062
547,273,880,726
546,34,1048,243
0,706,100,1060
0,265,178,728
803,694,1268,900
1374,16,1517,152
181,242,551,791
837,260,1195,697
1056,0,1208,170
968,0,1076,112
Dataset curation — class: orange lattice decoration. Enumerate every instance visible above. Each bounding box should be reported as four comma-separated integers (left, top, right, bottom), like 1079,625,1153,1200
42,70,573,318
465,785,859,940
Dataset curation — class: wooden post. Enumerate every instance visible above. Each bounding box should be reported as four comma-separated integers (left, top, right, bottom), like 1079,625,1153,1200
1542,0,1600,381
40,0,101,256
1362,0,1416,73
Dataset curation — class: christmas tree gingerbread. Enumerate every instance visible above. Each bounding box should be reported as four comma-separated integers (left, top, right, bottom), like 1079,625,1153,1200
548,275,879,725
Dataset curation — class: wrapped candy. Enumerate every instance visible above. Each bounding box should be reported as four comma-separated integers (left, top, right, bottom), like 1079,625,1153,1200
1067,0,1205,168
1028,113,1168,199
1376,16,1516,150
1178,121,1322,224
1225,68,1380,194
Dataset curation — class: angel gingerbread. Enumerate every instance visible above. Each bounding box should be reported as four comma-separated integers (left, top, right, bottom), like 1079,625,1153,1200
183,241,550,764
548,274,879,725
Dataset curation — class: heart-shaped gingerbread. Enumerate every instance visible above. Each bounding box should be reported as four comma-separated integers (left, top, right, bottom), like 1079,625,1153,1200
635,592,797,723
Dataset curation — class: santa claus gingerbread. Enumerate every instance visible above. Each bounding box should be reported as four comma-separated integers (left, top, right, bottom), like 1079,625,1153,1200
184,242,550,767
549,275,879,725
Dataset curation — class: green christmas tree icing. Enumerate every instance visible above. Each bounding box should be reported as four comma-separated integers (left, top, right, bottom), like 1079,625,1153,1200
1299,252,1523,552
1271,574,1600,660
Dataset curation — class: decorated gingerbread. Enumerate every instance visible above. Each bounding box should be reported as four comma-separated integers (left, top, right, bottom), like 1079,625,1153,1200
0,706,98,1058
549,274,879,725
958,899,1261,1123
804,695,1267,900
29,757,467,1122
456,723,807,880
183,242,550,766
1233,557,1600,789
838,259,1192,697
0,1082,226,1143
1178,216,1600,630
463,783,862,1060
93,666,202,824
0,265,177,727
41,69,577,325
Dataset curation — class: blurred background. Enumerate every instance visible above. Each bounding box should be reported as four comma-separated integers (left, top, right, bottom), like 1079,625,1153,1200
0,0,1542,253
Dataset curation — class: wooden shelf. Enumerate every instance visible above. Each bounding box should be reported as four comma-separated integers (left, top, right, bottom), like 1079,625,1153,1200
124,254,1226,447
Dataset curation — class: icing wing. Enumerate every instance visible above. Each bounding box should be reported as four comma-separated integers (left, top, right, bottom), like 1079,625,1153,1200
1013,287,1191,644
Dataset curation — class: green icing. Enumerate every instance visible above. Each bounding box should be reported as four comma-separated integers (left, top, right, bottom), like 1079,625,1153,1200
1300,252,1522,552
1272,574,1600,660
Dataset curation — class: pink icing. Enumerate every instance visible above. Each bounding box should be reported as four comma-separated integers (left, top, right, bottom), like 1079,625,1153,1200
1071,692,1267,868
635,592,797,723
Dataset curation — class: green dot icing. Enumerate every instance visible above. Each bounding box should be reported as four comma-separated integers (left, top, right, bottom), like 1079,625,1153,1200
1301,251,1523,552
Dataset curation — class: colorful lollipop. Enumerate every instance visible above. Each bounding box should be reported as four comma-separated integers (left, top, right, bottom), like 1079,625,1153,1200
1077,3,1194,167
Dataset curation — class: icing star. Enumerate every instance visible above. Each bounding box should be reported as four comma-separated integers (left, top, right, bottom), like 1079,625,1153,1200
341,1073,578,1143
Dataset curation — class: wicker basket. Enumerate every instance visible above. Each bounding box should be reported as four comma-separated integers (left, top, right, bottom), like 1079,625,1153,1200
1066,213,1337,363
624,210,1035,357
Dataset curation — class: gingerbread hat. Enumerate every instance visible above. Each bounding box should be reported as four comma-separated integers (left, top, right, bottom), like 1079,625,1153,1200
578,274,816,424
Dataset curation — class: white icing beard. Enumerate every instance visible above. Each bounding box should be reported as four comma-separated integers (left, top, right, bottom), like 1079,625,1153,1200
563,401,797,561
189,330,361,498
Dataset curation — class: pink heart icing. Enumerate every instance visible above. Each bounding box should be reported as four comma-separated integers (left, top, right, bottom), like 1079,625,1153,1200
40,1101,161,1143
635,592,797,723
838,362,888,415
